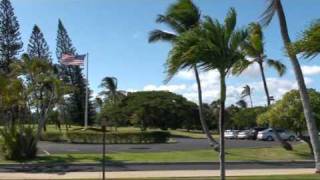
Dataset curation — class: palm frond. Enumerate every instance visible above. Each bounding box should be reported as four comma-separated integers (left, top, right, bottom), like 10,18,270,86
156,15,185,33
241,85,251,98
148,29,177,43
224,7,237,38
267,59,286,76
260,0,277,27
231,59,253,76
293,19,320,58
166,0,201,30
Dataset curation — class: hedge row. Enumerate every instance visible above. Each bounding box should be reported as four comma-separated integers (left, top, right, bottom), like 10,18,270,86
41,131,170,144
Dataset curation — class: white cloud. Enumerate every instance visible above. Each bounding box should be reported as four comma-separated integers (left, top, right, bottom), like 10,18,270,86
240,62,261,77
176,70,194,80
302,65,320,76
143,84,187,92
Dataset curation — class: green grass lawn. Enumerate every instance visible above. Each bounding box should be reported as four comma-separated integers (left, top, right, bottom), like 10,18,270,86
0,143,311,164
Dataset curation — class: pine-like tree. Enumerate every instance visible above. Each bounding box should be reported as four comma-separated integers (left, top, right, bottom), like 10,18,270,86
0,0,23,73
27,25,51,61
56,19,94,125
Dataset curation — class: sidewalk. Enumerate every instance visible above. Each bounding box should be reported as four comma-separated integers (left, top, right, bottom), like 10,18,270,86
0,168,315,179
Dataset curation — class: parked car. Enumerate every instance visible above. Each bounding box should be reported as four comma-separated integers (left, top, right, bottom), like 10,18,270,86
237,130,254,139
257,128,296,141
224,130,240,139
251,127,267,140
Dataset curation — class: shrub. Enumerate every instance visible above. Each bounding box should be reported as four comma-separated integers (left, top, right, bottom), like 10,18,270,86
0,126,37,160
40,131,65,142
66,131,170,144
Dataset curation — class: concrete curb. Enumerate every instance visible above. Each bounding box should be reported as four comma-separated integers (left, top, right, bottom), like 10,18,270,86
0,160,314,167
0,168,315,179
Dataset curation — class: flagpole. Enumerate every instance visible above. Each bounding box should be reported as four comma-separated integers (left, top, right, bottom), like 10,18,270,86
84,52,89,129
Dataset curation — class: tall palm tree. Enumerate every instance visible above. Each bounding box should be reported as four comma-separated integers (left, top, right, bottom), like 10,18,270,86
236,23,286,105
234,22,292,150
170,8,247,179
241,85,253,107
99,77,125,105
261,0,320,171
149,0,219,150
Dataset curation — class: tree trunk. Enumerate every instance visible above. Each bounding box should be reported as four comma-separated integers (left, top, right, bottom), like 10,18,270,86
249,94,253,108
194,66,219,151
258,61,271,106
219,74,226,180
298,134,314,156
36,93,54,142
258,61,292,150
276,0,320,171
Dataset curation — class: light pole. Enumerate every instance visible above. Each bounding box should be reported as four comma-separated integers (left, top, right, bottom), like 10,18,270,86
101,118,107,180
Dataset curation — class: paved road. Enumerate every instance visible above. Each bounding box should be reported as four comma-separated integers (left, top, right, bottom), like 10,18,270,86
38,138,296,154
0,161,314,173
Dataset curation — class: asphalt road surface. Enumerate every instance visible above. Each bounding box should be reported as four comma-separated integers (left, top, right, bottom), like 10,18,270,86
0,161,313,173
38,138,296,154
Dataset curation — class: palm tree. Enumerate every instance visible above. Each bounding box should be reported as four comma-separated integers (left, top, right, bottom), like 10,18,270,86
293,20,320,58
13,54,63,141
149,0,219,150
99,77,125,105
234,22,292,150
261,0,320,171
241,85,253,107
170,8,247,179
236,23,286,106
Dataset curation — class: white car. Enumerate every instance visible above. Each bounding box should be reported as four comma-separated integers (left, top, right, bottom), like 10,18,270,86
257,128,296,141
224,130,240,139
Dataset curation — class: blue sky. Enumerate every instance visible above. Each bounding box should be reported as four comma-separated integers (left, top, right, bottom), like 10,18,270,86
12,0,320,105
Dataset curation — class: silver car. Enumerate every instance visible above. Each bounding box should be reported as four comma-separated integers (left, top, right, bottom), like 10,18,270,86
237,130,254,139
257,128,296,141
224,130,240,139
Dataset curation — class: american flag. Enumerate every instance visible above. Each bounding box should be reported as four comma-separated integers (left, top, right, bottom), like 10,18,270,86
60,54,85,66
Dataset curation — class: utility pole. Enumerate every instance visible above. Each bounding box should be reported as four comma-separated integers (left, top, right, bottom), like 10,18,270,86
101,118,107,180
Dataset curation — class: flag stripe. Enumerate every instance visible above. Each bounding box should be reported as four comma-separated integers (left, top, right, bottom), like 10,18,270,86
60,53,86,66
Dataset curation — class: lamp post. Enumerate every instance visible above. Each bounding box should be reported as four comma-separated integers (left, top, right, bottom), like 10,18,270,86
101,118,107,180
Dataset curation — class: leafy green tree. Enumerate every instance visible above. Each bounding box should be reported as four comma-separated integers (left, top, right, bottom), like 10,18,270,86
12,54,64,140
257,89,320,155
231,107,267,129
149,0,219,149
0,74,25,126
27,25,51,60
115,91,199,131
56,19,94,125
0,0,22,73
171,8,247,179
236,99,247,108
261,0,320,171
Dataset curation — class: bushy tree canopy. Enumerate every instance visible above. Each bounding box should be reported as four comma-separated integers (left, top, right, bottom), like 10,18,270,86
257,89,320,134
101,91,201,130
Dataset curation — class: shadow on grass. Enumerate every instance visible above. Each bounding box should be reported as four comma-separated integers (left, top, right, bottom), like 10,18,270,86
3,155,126,174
